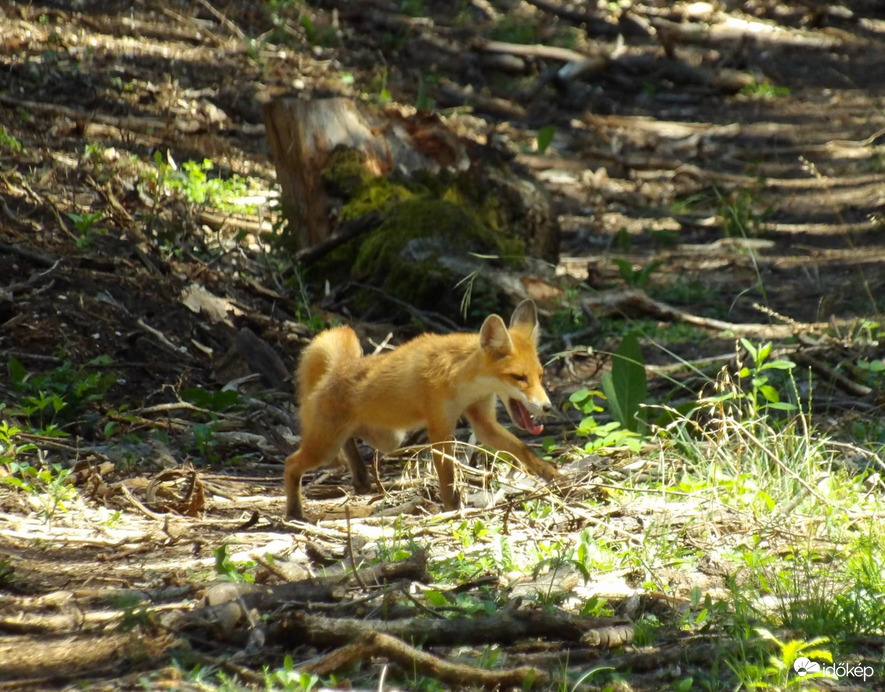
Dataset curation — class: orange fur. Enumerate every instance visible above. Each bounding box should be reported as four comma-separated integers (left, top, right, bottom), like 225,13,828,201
284,300,559,521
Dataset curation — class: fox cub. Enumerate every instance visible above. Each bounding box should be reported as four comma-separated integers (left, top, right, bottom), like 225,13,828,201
284,300,559,521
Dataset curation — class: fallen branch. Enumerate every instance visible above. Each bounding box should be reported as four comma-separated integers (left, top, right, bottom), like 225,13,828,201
278,607,628,648
651,15,841,51
437,79,528,120
306,631,549,689
0,93,205,135
293,211,381,267
476,39,590,64
522,0,629,38
165,550,430,635
614,53,753,93
0,240,58,269
136,318,195,361
792,350,873,398
582,289,830,339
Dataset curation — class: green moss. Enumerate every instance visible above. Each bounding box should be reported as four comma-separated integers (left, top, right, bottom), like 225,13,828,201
354,197,522,277
340,176,418,221
344,198,522,319
415,167,542,249
320,146,369,197
308,146,553,323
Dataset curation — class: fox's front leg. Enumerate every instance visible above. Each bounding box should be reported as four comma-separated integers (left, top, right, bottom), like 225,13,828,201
427,422,461,511
465,400,560,481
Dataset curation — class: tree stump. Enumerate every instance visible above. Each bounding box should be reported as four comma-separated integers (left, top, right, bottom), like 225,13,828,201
262,96,561,319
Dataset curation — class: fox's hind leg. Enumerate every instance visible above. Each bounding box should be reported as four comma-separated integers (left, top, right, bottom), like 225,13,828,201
284,412,350,521
339,437,372,494
343,427,405,494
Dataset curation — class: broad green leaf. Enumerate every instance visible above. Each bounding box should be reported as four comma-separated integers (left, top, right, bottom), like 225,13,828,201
612,258,635,282
740,338,758,360
601,332,647,434
760,384,780,403
765,359,796,370
536,124,555,153
7,358,27,389
424,589,449,607
181,386,240,411
758,341,772,362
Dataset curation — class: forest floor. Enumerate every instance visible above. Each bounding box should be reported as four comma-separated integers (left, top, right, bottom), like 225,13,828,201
1,1,884,690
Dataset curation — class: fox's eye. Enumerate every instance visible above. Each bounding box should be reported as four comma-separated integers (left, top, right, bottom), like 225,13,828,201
511,373,528,384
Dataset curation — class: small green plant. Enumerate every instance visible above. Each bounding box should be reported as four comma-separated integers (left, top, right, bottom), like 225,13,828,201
369,67,393,104
8,356,117,429
287,265,328,334
374,517,424,563
299,13,338,47
213,544,256,584
549,287,587,335
338,70,355,88
717,187,771,239
0,418,37,464
612,258,662,289
266,656,321,691
67,210,108,249
855,357,885,388
650,228,679,246
0,557,21,590
453,518,490,547
736,339,797,416
529,528,599,592
655,276,709,304
0,126,23,153
632,613,663,646
569,388,642,452
522,498,554,522
740,81,791,100
163,158,255,213
1,461,75,519
728,628,831,689
180,386,241,412
191,423,220,464
488,13,539,44
243,35,269,75
669,188,719,217
415,73,437,110
771,538,885,641
400,0,426,16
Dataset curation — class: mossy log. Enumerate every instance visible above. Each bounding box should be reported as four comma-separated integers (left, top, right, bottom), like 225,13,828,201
262,96,560,319
263,96,462,250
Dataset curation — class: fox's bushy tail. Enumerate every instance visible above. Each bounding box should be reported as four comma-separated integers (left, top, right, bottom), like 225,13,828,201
296,326,362,409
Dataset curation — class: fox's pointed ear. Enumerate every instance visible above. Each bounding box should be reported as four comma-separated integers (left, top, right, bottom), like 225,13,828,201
480,314,513,357
509,300,539,343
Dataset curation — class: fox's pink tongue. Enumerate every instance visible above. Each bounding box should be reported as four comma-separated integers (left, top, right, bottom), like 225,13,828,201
513,400,544,435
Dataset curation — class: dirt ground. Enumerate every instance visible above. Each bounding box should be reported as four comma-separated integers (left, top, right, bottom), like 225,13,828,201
1,1,884,690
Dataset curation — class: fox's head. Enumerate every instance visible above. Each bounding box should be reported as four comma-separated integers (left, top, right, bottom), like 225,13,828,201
480,300,551,435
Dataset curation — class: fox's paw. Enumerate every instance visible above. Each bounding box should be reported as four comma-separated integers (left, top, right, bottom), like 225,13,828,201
284,511,317,526
523,456,561,482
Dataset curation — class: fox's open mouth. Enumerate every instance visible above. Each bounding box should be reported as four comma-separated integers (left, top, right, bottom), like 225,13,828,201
508,398,544,436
